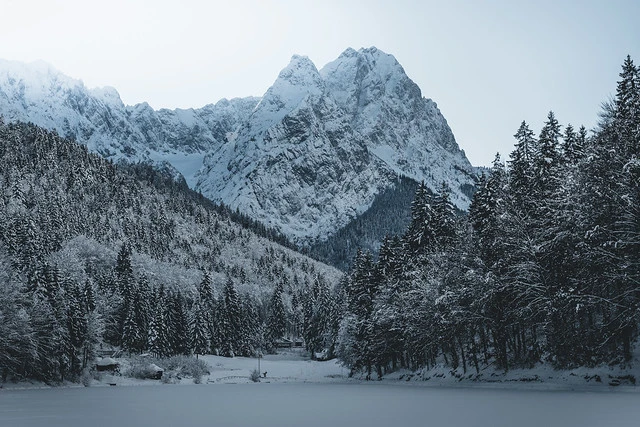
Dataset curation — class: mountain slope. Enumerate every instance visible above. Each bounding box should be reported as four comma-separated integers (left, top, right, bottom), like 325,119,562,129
321,47,472,205
0,120,340,294
0,58,258,186
306,176,420,270
196,55,390,243
0,49,477,248
197,48,476,244
0,120,343,382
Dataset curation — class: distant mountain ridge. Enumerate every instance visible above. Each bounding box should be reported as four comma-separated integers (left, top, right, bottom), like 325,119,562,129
0,58,258,187
0,48,477,246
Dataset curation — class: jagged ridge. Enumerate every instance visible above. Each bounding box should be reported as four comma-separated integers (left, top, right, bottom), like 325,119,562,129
0,48,477,247
196,47,476,244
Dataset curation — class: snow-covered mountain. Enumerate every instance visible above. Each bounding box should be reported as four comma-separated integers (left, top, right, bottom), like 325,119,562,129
197,47,476,243
0,48,476,245
0,58,258,186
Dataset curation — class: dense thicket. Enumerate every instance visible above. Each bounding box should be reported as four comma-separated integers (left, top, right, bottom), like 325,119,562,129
308,177,419,270
336,56,640,377
0,120,338,383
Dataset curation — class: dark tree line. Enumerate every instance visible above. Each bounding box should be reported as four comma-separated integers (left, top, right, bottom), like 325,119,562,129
336,56,640,377
0,235,339,383
308,177,420,271
0,117,336,383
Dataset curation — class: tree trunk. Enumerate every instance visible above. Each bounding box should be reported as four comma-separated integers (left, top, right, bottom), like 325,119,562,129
458,336,467,374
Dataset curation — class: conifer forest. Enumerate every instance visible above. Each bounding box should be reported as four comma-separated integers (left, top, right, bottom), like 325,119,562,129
0,56,639,385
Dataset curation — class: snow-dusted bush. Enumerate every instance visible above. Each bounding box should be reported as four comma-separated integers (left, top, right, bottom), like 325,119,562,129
125,361,161,380
81,369,92,387
158,355,209,380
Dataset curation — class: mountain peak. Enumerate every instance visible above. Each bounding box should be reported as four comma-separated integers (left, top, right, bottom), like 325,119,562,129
277,54,322,86
338,47,358,58
339,46,383,59
320,45,418,116
248,54,324,128
359,46,380,55
321,46,406,81
90,86,124,107
0,58,83,92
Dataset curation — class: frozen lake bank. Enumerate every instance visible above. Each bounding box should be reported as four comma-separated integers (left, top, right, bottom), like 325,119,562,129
1,382,639,427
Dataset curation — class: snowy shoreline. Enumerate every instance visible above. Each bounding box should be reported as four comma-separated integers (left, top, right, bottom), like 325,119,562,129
3,350,638,394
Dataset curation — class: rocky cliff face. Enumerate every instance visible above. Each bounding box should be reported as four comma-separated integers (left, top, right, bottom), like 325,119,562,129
196,48,476,244
0,48,476,246
321,48,473,207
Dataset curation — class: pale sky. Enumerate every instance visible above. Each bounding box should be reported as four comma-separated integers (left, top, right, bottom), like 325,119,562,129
2,0,639,166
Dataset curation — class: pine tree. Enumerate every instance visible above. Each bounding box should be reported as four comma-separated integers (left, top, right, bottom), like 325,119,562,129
432,182,457,247
66,283,87,374
267,280,286,344
190,298,209,359
83,280,96,313
147,301,167,358
121,303,140,355
115,243,134,289
220,277,242,357
405,181,436,255
239,295,261,356
197,271,215,352
562,123,582,163
615,55,639,150
343,250,379,378
167,292,190,355
508,121,537,210
470,155,507,269
533,111,562,201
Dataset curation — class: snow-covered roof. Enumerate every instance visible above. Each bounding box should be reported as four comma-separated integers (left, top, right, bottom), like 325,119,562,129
96,357,118,366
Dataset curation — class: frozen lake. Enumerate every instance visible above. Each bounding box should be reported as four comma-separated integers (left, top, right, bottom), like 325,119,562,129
1,383,638,427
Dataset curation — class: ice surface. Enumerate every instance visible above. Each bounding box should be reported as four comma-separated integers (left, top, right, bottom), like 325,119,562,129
1,381,638,427
3,350,638,426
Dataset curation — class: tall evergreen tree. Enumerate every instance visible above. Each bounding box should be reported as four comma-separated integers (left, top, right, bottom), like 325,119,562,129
405,181,436,255
509,121,537,211
167,292,190,355
432,182,457,247
190,298,209,359
267,280,286,344
197,271,215,353
220,277,242,357
533,111,562,200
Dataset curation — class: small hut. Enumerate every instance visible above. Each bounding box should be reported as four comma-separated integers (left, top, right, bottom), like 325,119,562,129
95,357,120,372
275,338,294,349
147,364,164,380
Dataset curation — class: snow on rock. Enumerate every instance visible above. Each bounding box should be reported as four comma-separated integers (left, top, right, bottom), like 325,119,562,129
197,47,476,244
0,50,477,245
0,58,258,185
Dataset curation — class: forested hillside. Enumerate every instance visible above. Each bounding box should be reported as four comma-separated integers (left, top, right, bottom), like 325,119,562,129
335,56,640,378
1,55,637,386
0,121,341,383
307,177,419,270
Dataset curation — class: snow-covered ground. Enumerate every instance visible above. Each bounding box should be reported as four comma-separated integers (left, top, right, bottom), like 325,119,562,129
2,350,639,426
202,350,348,384
0,351,640,427
4,349,639,391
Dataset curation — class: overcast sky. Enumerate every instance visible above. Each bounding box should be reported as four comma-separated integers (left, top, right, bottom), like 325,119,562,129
2,0,639,166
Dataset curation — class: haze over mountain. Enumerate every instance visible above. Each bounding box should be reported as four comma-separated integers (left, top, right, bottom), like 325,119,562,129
0,48,477,245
